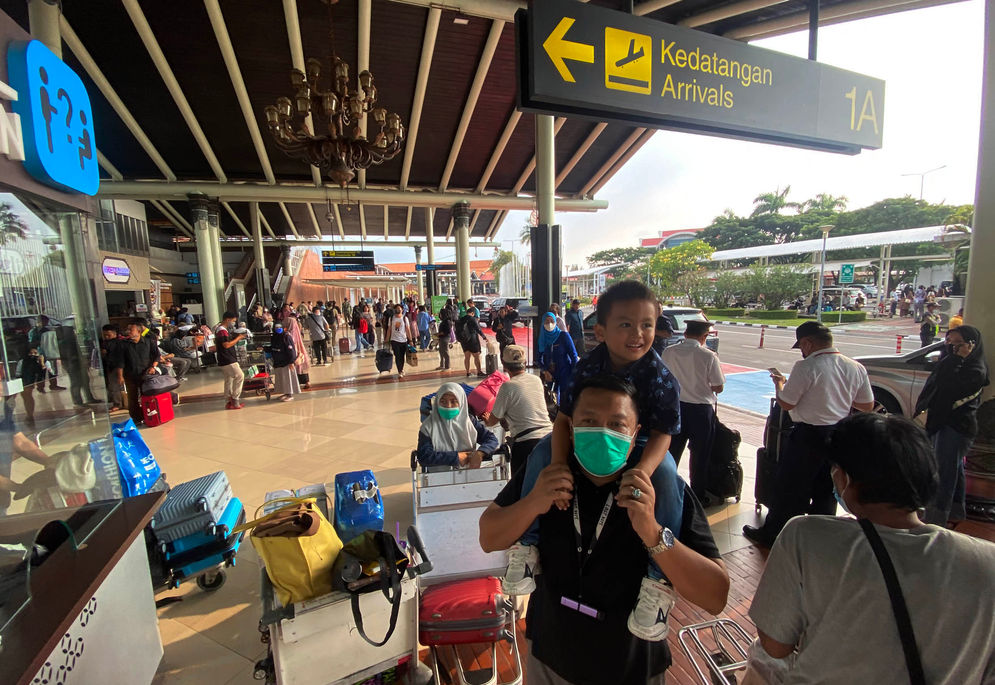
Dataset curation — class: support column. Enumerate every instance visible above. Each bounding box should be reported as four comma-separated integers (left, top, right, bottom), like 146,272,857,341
251,202,271,308
28,0,61,57
535,115,556,227
207,201,225,316
414,245,425,304
425,208,436,300
966,0,995,401
453,202,472,303
190,197,220,326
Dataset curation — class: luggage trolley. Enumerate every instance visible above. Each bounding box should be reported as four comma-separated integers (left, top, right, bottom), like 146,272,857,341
410,448,523,685
678,618,754,685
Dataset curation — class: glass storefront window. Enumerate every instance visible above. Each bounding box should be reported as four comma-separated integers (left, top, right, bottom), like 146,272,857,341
0,191,119,520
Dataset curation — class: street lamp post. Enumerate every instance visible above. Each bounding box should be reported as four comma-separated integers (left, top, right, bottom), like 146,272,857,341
901,164,947,201
817,225,834,323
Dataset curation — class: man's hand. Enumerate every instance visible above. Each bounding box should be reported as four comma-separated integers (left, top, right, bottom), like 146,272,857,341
467,451,484,469
616,468,660,547
526,463,574,513
770,373,785,389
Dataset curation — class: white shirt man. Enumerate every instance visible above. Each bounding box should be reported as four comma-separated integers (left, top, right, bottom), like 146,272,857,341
744,321,874,548
660,321,725,503
484,345,552,474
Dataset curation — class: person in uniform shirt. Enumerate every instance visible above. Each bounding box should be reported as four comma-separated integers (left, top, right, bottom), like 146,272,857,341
482,345,554,474
744,321,874,547
661,320,725,504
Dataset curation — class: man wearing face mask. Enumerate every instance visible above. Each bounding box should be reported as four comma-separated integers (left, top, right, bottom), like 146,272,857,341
480,374,728,685
744,321,874,547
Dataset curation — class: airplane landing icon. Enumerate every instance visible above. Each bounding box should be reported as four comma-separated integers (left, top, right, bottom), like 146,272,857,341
615,39,645,68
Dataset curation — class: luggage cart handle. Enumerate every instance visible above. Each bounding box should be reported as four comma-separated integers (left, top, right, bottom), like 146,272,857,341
406,525,433,578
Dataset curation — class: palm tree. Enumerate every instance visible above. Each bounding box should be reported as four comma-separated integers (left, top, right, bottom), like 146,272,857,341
0,202,29,245
750,186,794,217
803,194,848,212
519,224,533,245
488,250,514,291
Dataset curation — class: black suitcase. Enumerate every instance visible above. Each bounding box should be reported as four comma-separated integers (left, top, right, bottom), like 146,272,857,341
755,399,793,512
376,348,393,372
485,353,498,375
708,420,743,502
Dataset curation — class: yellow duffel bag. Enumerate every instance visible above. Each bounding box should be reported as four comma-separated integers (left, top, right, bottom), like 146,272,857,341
233,497,343,605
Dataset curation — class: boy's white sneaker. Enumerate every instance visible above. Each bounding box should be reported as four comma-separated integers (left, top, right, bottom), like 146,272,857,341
627,576,677,641
501,543,540,596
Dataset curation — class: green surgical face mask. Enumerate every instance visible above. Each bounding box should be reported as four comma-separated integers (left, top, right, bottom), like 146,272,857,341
438,406,460,421
572,427,634,477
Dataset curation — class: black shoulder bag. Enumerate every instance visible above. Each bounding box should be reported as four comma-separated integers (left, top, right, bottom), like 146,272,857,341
858,519,926,685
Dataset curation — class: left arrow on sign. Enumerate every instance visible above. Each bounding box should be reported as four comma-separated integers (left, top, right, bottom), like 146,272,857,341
542,17,594,83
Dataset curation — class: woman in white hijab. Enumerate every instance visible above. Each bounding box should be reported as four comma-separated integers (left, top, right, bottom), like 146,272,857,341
417,382,499,468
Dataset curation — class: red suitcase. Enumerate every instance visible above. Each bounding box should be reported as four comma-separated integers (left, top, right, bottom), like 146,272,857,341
338,337,351,354
466,371,508,416
419,577,511,645
142,392,174,427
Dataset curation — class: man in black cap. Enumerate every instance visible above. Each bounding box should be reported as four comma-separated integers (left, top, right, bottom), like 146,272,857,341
743,321,874,547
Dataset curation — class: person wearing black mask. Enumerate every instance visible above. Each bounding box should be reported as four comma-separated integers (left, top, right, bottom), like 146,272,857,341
914,325,990,526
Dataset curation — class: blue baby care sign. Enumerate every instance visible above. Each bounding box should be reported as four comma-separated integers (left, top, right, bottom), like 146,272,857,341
7,40,99,195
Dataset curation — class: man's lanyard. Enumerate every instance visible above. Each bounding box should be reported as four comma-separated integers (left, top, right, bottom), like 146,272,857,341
572,490,614,573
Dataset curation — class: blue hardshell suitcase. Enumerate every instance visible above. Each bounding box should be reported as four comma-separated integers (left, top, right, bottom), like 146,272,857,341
333,470,384,541
151,471,233,543
164,496,243,558
166,498,246,584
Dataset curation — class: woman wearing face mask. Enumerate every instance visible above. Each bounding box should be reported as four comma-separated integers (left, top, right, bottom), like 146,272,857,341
266,322,300,402
537,312,579,404
748,412,995,685
417,382,498,468
914,325,990,527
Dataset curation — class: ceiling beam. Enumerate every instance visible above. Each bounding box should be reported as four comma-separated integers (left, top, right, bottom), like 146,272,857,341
279,201,303,239
282,0,325,188
258,209,278,238
576,128,646,197
156,200,195,236
357,0,372,190
439,19,505,191
383,205,389,239
96,149,123,181
150,199,193,238
388,0,524,22
512,116,566,194
306,203,323,238
221,201,252,238
634,0,682,15
360,205,368,239
214,238,500,248
678,0,788,28
484,210,505,240
556,122,606,188
588,129,656,196
725,0,964,40
476,110,521,193
204,0,277,184
96,181,610,212
404,207,413,239
60,18,176,181
123,0,227,183
333,203,345,238
400,7,442,190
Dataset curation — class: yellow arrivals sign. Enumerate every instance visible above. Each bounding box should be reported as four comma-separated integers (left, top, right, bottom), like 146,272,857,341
517,0,884,154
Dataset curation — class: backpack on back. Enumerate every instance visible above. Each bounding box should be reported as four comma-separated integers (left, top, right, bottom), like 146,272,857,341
455,315,474,345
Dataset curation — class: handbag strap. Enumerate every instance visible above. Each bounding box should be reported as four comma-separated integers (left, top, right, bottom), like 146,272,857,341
858,519,925,685
350,533,404,647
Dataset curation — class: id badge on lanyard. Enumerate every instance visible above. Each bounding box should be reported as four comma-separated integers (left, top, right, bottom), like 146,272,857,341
560,491,614,621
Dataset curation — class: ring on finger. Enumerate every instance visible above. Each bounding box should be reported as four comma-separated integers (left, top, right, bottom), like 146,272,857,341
631,487,642,500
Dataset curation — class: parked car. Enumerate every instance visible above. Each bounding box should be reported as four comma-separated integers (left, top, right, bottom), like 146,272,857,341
581,306,719,354
856,341,944,417
484,297,531,328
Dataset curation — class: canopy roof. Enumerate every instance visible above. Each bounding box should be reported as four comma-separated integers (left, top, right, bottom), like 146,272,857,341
3,0,962,244
708,225,970,261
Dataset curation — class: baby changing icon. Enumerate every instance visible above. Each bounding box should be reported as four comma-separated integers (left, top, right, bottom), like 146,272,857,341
7,39,99,195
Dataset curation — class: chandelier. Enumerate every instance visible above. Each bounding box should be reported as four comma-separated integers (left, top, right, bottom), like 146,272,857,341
263,0,405,187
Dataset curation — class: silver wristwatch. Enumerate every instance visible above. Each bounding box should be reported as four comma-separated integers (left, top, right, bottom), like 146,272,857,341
645,527,675,556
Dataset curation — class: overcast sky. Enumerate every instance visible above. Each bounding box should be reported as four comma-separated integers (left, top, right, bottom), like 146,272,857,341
492,0,986,267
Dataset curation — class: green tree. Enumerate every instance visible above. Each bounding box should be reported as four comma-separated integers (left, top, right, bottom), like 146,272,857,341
0,202,29,245
742,264,812,309
519,224,532,245
712,271,746,307
488,250,514,291
587,246,654,268
673,271,712,308
648,240,714,295
801,193,848,212
750,186,796,217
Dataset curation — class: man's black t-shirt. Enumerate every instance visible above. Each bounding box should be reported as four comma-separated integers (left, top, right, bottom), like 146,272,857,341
111,337,161,380
493,467,720,685
215,328,239,366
